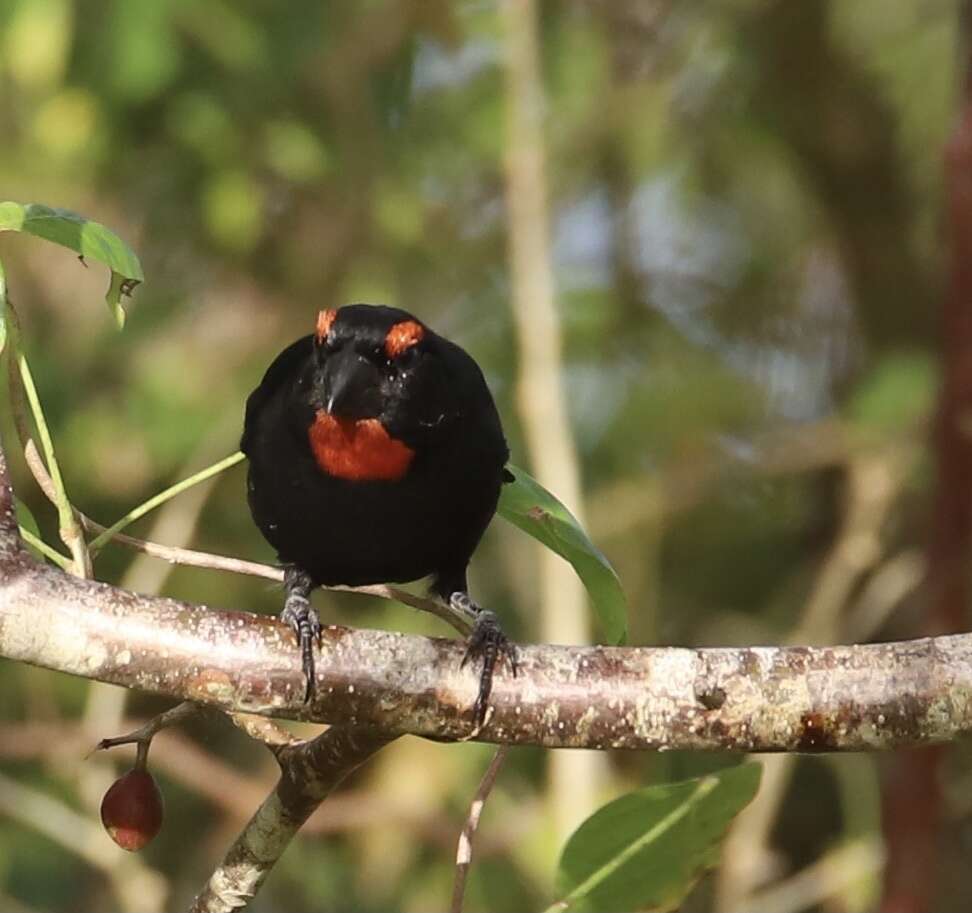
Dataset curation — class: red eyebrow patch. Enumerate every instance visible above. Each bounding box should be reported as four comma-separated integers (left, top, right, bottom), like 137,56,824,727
385,320,425,358
315,309,338,343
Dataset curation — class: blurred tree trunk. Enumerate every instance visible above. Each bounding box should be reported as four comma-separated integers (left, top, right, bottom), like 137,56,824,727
501,0,610,851
880,7,972,910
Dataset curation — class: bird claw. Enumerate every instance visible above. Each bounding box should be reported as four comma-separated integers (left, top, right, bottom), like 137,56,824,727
452,594,517,727
280,593,321,702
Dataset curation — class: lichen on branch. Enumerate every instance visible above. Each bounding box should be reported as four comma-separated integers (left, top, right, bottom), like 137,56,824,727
1,432,971,753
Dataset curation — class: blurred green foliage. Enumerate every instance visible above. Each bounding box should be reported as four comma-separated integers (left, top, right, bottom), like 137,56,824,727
0,0,965,910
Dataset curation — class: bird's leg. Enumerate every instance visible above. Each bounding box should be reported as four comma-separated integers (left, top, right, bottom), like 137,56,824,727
451,592,518,726
281,566,321,702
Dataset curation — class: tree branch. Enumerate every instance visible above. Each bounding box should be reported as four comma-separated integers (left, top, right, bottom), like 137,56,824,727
2,531,972,750
190,725,393,913
3,430,972,754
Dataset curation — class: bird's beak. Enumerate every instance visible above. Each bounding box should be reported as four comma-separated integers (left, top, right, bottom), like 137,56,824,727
321,348,381,418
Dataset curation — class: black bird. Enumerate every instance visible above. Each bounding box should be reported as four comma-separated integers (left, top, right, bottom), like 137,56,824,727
241,304,516,722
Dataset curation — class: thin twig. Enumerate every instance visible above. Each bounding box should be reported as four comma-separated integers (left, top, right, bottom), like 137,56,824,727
451,746,510,913
87,511,469,633
13,423,274,580
15,429,470,635
80,516,284,581
4,300,91,576
88,451,246,554
94,701,302,761
2,298,59,513
88,509,470,633
0,718,534,847
18,526,71,569
95,701,204,757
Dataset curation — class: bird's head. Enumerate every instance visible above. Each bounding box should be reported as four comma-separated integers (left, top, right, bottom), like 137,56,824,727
290,305,464,480
300,304,453,431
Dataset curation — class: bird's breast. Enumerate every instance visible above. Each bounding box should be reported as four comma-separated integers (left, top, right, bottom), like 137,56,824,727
307,410,415,482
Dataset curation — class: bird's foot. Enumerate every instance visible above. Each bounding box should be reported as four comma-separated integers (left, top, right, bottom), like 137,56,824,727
453,593,518,727
280,592,322,703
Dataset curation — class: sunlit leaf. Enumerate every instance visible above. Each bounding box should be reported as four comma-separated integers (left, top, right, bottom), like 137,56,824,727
0,202,143,327
499,464,627,644
553,764,762,913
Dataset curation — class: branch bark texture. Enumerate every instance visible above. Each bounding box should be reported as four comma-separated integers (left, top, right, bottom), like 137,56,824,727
3,435,972,753
2,549,972,751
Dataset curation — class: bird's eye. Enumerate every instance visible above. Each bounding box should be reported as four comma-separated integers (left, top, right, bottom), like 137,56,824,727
397,345,419,365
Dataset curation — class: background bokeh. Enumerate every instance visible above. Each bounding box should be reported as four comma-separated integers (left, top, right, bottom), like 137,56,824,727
0,1,966,910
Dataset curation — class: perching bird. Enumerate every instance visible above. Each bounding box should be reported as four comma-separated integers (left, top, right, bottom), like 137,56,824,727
241,304,515,722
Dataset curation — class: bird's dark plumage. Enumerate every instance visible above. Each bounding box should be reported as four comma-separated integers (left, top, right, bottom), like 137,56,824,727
242,304,515,721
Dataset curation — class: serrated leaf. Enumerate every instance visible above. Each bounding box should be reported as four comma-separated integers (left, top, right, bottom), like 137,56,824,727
553,764,762,913
0,202,143,326
498,464,627,644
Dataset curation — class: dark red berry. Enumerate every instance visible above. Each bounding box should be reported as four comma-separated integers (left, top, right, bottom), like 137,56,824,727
100,768,164,851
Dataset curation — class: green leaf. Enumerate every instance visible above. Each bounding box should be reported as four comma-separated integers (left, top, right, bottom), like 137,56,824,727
498,464,627,644
0,202,143,327
552,764,762,913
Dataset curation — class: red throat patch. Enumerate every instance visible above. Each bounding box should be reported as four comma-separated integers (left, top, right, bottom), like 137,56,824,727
385,320,425,358
308,411,414,481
